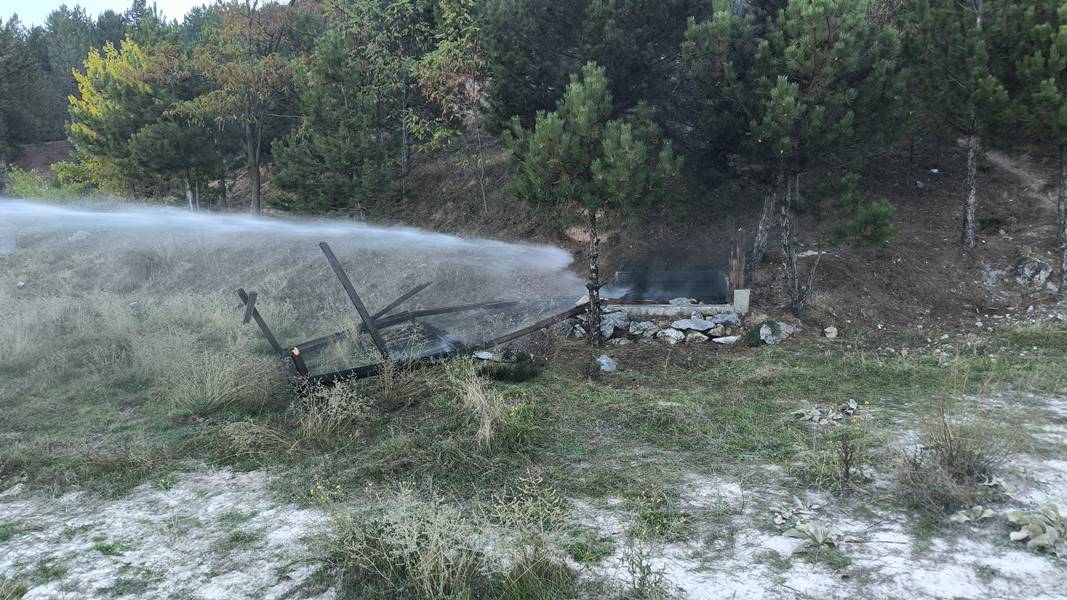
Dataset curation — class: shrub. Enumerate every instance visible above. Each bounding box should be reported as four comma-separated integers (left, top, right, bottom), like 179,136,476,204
330,490,491,599
896,410,1010,511
828,174,899,246
1,166,88,201
214,420,293,460
444,358,508,450
162,351,282,415
298,383,372,441
790,423,876,491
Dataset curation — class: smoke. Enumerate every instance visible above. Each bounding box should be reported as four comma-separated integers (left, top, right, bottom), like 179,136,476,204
0,199,584,364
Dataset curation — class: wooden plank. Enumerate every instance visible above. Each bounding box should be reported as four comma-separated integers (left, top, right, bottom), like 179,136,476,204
290,346,309,377
242,291,258,324
373,282,432,320
237,288,283,355
318,242,390,360
367,300,520,331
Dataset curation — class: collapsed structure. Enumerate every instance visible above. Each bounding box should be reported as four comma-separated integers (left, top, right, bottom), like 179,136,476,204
238,242,751,384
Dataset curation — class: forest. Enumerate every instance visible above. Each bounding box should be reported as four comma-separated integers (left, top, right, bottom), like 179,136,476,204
1,0,1066,312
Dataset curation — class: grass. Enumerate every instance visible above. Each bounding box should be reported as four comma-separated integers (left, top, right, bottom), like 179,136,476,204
92,537,132,556
211,529,263,554
0,523,18,543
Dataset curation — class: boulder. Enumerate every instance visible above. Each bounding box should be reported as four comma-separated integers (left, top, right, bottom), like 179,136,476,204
671,318,717,332
600,310,630,338
707,325,725,337
629,321,659,336
1015,256,1052,289
656,328,685,345
597,355,617,373
713,336,740,345
686,332,709,344
760,321,796,345
709,313,742,328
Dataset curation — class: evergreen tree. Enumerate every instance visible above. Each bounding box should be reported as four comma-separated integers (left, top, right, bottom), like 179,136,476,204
686,0,903,311
506,63,680,344
272,0,435,213
482,0,698,131
986,1,1067,293
901,0,1004,249
0,17,44,158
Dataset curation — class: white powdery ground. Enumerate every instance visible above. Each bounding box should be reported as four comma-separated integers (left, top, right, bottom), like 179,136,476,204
575,394,1067,600
0,469,334,600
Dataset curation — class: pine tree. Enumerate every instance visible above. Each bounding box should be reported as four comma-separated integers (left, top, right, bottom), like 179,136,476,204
506,63,680,344
986,1,1067,293
901,0,1004,249
686,0,904,312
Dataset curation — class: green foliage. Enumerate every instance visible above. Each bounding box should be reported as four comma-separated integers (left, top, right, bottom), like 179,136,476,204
1,166,89,200
828,175,899,246
901,0,1005,136
481,0,696,132
686,0,904,174
506,62,679,222
985,1,1067,146
783,521,842,547
0,576,28,600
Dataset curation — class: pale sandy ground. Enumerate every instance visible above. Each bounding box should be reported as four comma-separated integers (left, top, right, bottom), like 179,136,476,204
2,394,1065,599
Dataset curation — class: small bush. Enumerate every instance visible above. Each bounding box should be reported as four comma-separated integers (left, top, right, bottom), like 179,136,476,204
828,174,899,246
790,424,876,491
214,420,293,460
299,383,372,441
444,358,508,450
163,351,281,415
496,540,576,600
621,546,669,600
896,410,1010,512
2,166,88,202
330,490,490,599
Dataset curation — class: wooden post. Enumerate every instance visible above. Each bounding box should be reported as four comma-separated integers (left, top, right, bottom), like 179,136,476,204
728,233,746,293
290,347,309,377
242,291,258,324
318,242,390,360
237,288,283,355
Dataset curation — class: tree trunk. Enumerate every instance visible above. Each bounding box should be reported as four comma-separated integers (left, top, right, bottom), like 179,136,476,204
962,128,979,249
183,169,194,212
218,155,227,209
194,174,200,211
475,125,488,213
747,177,778,280
586,209,604,346
1059,144,1067,295
245,120,261,214
780,172,820,315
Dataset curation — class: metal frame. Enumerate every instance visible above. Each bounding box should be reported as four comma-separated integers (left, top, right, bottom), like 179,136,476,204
236,241,583,385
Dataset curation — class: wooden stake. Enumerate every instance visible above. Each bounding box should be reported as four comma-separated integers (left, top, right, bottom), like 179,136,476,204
318,242,390,360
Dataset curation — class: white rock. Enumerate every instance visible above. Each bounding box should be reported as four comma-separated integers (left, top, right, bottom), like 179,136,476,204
473,351,494,360
707,325,725,337
760,321,795,345
709,313,742,328
608,338,631,346
824,326,838,339
572,324,587,338
597,355,617,373
713,336,740,345
629,321,658,336
685,332,709,344
671,318,717,332
15,281,25,289
599,311,630,339
656,328,685,345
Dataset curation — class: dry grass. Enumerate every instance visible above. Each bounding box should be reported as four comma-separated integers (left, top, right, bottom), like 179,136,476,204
0,576,29,600
330,488,489,599
896,408,1012,511
214,420,295,459
298,383,372,441
444,358,507,450
161,351,282,415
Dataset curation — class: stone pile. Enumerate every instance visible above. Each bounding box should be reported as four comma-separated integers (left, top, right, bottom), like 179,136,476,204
560,304,755,346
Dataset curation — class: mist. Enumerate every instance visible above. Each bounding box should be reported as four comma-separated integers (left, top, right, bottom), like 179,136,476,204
0,199,585,367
